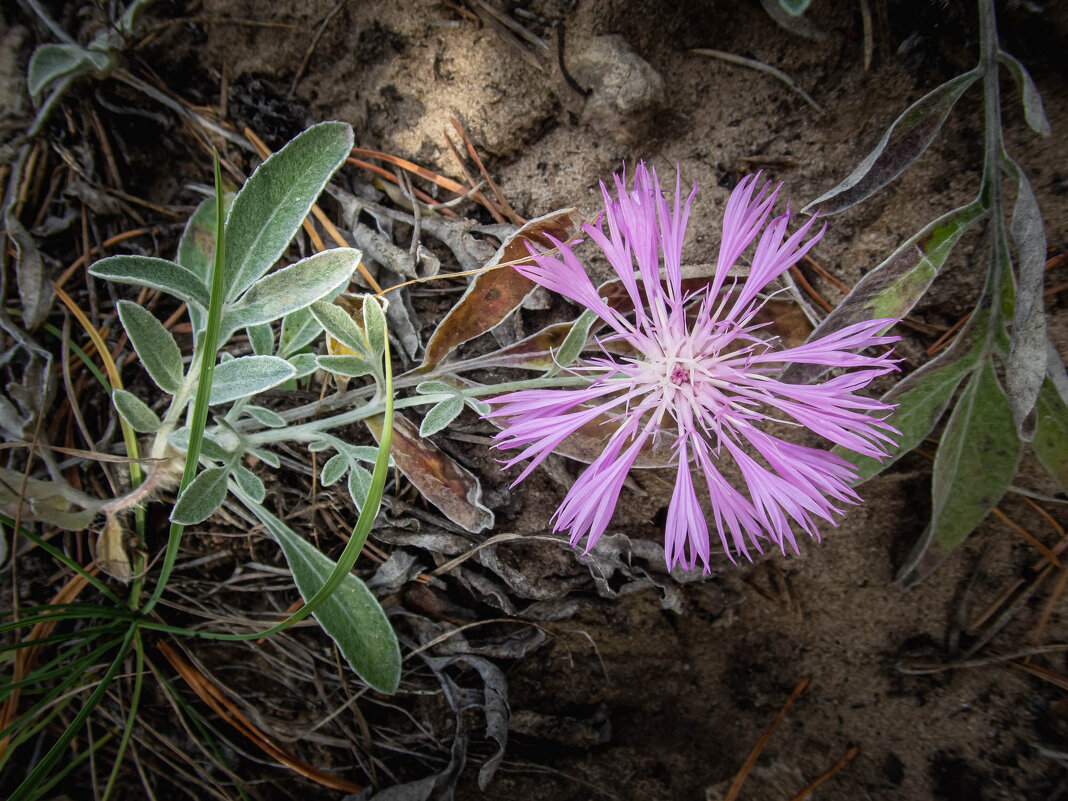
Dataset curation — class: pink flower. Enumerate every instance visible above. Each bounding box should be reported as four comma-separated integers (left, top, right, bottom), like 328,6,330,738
486,165,899,571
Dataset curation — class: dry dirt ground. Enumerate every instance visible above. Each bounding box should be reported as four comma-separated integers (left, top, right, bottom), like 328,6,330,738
5,0,1068,799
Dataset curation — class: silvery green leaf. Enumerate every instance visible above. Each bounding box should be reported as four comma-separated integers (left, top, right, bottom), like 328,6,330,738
111,388,161,433
177,192,233,338
363,295,388,356
27,43,111,96
209,356,296,405
279,307,323,357
250,447,280,468
6,215,52,328
466,398,491,415
803,69,981,215
1003,160,1047,440
232,465,266,504
309,300,367,355
224,121,355,300
171,466,230,526
1033,376,1068,490
307,438,336,453
419,397,464,437
90,255,210,310
415,380,460,395
317,354,376,378
776,0,810,15
245,405,286,428
247,323,274,356
320,453,349,487
350,446,384,463
117,300,183,394
347,464,373,513
552,308,598,372
998,51,1050,137
239,494,401,693
288,352,319,378
896,359,1022,589
169,427,232,461
226,248,361,332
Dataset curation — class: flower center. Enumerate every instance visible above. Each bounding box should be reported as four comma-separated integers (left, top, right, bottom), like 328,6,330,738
670,365,690,385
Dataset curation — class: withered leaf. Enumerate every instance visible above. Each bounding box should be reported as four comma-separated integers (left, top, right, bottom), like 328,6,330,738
365,412,494,533
418,208,581,370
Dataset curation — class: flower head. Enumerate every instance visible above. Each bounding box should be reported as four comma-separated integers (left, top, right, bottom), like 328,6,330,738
486,164,899,571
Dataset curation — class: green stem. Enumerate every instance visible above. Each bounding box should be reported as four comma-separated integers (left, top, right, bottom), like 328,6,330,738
139,153,228,617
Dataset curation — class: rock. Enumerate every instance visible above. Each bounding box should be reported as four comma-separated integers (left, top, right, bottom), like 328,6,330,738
571,35,664,145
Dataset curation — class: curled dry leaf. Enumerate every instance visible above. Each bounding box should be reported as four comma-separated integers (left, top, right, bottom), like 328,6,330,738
365,412,494,533
418,208,582,370
96,513,133,583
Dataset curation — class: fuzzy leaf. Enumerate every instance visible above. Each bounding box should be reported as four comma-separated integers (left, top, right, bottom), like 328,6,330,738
247,323,274,356
226,248,361,331
998,51,1051,137
117,300,183,394
224,121,354,300
90,255,211,310
232,465,266,504
248,498,401,693
28,43,110,96
419,208,581,370
278,306,323,357
782,199,987,385
171,466,230,526
208,356,296,405
420,397,464,437
317,354,377,378
552,309,599,373
1033,377,1068,490
288,352,319,379
896,358,1022,588
245,405,286,428
803,69,981,215
363,295,388,357
321,452,349,487
1003,160,1047,440
347,464,373,513
111,388,161,433
310,299,368,355
775,0,811,15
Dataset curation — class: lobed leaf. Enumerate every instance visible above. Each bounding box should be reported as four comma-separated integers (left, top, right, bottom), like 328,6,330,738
803,69,981,216
317,354,377,378
232,465,266,504
320,453,349,487
208,355,296,405
117,300,183,394
170,466,230,526
347,464,373,513
896,358,1022,589
224,121,354,301
247,323,274,356
244,405,286,428
781,198,987,385
288,353,319,379
177,192,233,338
111,389,161,434
89,255,211,311
363,295,388,357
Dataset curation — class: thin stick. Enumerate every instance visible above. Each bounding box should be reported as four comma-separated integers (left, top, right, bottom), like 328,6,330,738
790,745,860,801
992,506,1060,566
927,312,970,356
450,117,525,224
441,129,506,223
692,48,822,112
724,676,811,801
802,254,850,293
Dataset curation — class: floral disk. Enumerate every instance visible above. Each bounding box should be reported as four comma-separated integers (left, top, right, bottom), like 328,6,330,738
485,165,900,572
